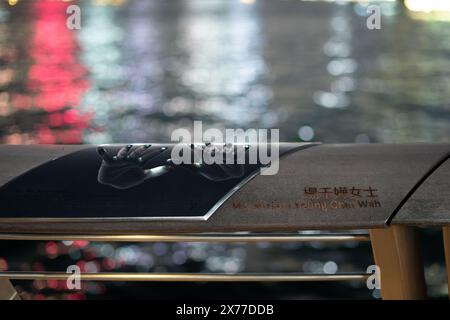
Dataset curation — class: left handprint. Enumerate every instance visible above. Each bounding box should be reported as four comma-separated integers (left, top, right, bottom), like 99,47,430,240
97,144,169,189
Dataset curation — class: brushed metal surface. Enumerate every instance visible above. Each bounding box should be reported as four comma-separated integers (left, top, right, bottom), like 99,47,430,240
0,144,448,233
0,272,369,282
0,279,20,300
0,233,370,242
0,144,89,188
393,159,450,226
205,143,450,230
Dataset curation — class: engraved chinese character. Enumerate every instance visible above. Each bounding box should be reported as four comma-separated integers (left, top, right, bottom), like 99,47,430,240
350,187,362,197
319,187,333,198
304,187,318,198
364,187,378,198
334,187,348,197
304,187,317,195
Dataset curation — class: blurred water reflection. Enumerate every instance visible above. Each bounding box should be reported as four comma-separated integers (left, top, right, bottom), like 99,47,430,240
0,0,449,299
1,0,449,143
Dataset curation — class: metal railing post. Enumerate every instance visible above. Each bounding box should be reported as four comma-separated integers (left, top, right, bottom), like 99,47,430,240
370,226,427,300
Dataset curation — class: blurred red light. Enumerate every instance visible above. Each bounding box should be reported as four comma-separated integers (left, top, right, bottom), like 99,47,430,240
45,241,58,258
74,240,89,248
0,257,8,271
47,279,59,290
28,0,91,144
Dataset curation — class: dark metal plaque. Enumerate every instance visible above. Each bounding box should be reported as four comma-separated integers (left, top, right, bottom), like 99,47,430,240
0,143,312,221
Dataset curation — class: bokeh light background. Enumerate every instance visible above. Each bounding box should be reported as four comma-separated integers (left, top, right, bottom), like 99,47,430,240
0,0,449,299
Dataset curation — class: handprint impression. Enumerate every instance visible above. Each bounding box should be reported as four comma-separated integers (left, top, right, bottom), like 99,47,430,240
97,144,249,190
171,143,246,182
97,145,170,190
